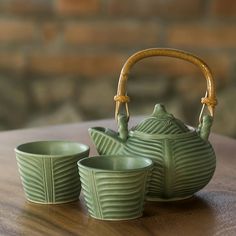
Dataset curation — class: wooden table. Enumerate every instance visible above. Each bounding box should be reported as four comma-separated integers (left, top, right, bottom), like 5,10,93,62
0,118,236,236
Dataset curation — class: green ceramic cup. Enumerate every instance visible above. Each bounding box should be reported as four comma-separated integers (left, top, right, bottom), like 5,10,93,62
78,155,153,221
15,140,90,204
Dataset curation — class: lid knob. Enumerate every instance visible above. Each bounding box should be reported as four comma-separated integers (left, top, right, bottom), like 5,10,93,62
151,104,169,117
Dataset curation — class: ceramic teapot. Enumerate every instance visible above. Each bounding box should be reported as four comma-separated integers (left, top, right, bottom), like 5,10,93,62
89,48,217,201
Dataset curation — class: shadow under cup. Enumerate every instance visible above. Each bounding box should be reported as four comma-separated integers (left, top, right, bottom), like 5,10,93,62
15,141,90,204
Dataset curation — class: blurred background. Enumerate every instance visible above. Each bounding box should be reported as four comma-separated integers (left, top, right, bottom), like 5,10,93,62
0,0,235,137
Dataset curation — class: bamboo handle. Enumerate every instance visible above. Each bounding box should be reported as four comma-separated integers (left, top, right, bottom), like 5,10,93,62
114,48,217,123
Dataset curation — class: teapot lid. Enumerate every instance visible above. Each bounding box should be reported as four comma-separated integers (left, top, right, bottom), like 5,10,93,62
133,104,190,135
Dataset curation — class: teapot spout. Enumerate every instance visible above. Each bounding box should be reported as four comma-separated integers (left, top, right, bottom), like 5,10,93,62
198,115,213,141
88,127,124,155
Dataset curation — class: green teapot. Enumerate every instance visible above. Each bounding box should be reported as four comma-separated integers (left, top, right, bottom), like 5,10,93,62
89,48,217,201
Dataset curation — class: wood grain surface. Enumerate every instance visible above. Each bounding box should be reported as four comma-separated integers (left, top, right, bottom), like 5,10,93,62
0,118,236,236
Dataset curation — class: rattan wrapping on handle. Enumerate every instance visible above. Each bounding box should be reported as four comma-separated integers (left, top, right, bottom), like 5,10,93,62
114,48,217,123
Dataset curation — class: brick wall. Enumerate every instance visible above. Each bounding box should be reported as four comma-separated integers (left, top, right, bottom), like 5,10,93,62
0,0,235,137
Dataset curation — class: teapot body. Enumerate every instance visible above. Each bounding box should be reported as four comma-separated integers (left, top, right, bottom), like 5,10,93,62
121,130,216,201
90,127,216,201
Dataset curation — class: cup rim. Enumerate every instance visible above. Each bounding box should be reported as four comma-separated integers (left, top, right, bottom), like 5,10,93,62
15,140,90,158
78,155,153,172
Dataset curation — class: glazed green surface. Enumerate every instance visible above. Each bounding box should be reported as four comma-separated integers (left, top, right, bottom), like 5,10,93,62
89,104,216,201
78,156,153,171
16,140,89,157
78,155,153,220
15,141,90,204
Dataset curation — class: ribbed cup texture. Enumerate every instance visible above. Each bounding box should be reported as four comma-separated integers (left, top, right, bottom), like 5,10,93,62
16,153,87,204
79,167,150,220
